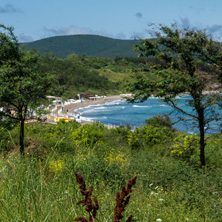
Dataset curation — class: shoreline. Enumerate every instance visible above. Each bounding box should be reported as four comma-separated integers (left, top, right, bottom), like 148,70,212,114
56,95,126,127
60,91,220,115
49,91,221,127
64,95,125,113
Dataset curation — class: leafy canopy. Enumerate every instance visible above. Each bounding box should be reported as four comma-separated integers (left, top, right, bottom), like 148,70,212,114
0,24,54,153
128,24,222,166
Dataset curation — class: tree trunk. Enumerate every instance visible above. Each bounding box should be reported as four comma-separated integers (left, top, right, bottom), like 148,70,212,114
198,109,206,167
20,118,25,155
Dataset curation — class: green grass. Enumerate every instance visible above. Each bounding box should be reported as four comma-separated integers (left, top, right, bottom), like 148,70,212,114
0,121,222,221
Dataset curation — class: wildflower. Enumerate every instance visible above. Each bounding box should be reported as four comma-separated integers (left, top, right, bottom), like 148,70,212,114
156,219,162,221
158,198,164,201
49,159,64,172
104,151,128,168
149,183,153,187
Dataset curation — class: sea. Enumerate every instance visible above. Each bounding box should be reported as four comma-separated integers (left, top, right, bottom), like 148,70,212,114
75,95,222,134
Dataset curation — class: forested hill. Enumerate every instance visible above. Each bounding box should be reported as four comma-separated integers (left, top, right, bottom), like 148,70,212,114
23,35,140,59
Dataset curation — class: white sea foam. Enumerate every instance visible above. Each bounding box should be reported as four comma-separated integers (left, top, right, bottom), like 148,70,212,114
133,105,152,108
104,100,125,106
80,116,96,122
95,107,107,110
80,109,102,114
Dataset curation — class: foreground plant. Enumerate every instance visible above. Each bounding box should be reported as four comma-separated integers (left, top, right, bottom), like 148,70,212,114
114,176,137,222
74,172,137,222
74,172,99,222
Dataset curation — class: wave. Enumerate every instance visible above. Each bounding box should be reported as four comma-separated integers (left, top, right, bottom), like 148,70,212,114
104,99,126,106
133,105,153,108
79,116,95,122
95,107,107,110
132,104,168,108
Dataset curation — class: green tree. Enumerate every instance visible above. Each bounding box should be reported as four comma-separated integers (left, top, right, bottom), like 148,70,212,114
128,24,222,167
0,25,54,154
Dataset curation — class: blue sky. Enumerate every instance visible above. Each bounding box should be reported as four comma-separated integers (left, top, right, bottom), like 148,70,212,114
1,0,222,42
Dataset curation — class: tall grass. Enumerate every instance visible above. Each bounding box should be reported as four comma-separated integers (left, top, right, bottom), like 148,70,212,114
0,121,221,221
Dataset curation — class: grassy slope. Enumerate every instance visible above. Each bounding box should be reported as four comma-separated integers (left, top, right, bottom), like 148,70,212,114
0,121,222,221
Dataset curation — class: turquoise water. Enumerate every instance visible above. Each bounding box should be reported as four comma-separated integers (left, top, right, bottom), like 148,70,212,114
75,96,221,134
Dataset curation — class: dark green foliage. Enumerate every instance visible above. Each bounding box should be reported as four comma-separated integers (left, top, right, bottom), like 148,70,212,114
128,24,222,166
22,35,140,59
113,125,130,141
0,25,54,154
145,114,173,129
38,53,117,97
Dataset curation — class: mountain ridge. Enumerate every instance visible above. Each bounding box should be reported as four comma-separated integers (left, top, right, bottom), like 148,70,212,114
23,34,140,59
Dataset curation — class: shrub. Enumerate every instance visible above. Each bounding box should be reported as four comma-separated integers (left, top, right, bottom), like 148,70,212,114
127,127,141,149
72,123,108,147
140,125,174,146
145,114,173,129
170,135,198,159
128,125,174,149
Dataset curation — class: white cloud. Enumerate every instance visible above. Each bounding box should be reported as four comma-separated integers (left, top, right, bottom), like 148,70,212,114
43,26,88,36
18,34,34,43
43,26,128,40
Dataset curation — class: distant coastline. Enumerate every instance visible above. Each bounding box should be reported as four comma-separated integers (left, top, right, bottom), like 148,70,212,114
48,91,221,128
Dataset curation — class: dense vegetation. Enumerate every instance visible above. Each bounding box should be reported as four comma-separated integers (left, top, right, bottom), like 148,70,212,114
0,118,222,221
23,35,140,59
37,53,150,99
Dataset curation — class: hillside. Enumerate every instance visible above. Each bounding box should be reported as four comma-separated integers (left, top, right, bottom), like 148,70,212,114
23,35,140,59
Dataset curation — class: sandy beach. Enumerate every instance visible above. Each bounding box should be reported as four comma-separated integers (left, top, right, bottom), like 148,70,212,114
64,95,125,112
48,95,126,127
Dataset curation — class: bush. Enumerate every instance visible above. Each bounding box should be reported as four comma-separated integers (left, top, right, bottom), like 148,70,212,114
127,127,141,149
71,122,108,147
140,125,174,146
170,135,198,159
128,124,175,149
145,114,173,129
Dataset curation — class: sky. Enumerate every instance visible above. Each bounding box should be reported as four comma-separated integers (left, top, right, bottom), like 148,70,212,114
1,0,222,42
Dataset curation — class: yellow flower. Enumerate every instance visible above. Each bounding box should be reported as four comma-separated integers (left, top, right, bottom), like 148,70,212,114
49,159,64,173
104,151,128,168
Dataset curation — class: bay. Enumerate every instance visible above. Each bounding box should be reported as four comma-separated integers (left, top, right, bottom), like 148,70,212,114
75,96,221,134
